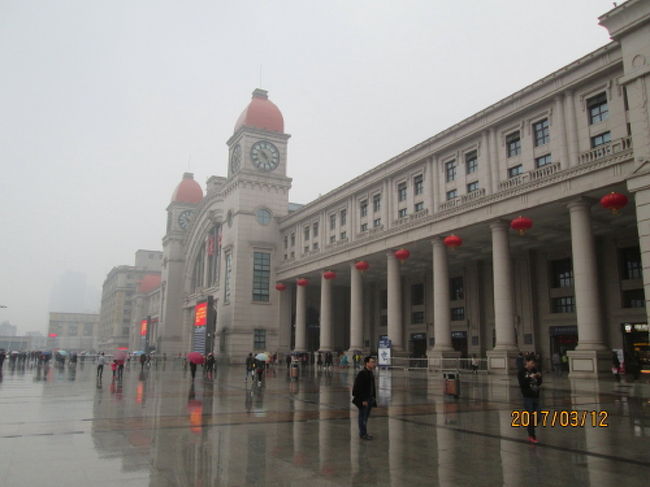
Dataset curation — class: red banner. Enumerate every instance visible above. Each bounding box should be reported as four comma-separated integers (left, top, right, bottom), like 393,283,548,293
140,319,148,337
194,302,208,327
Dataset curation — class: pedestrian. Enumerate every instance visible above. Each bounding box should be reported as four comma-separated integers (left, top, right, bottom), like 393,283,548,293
96,352,105,380
254,357,264,386
470,354,479,374
285,353,291,369
189,360,197,380
245,353,255,382
612,351,621,382
111,360,117,379
140,353,147,372
205,353,216,379
517,355,542,444
515,352,524,372
117,360,124,380
352,356,377,440
324,351,333,370
317,353,323,369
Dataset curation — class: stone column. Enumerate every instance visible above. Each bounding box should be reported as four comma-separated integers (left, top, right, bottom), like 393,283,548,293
567,199,609,377
554,94,569,168
486,221,518,374
387,251,403,351
348,262,364,352
564,90,579,167
294,282,307,352
429,238,460,366
277,285,292,354
489,128,500,192
319,273,333,352
482,130,493,194
628,176,650,325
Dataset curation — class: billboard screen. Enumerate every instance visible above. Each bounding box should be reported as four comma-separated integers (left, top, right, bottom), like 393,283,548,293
140,319,148,337
194,301,208,327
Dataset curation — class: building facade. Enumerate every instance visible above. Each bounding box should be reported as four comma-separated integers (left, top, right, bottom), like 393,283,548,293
47,312,100,351
155,1,650,377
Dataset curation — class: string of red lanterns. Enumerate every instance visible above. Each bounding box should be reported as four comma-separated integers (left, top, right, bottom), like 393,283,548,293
600,192,628,215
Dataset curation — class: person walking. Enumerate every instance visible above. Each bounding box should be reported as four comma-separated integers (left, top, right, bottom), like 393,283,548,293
140,353,147,372
96,352,105,380
612,351,621,382
189,360,197,380
246,353,255,382
517,355,543,444
352,356,377,440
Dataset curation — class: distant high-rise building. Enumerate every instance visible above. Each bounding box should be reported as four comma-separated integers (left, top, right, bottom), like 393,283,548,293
50,270,100,314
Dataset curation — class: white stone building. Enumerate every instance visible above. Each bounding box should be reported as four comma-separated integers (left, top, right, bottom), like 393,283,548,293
155,0,650,377
47,312,100,352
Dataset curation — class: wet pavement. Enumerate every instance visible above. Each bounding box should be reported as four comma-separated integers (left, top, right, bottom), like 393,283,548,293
0,361,648,486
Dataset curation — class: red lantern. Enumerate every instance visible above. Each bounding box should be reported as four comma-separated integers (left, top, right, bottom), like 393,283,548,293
355,261,370,272
394,248,410,261
296,278,309,287
443,234,463,250
323,271,336,280
510,216,533,236
275,283,287,291
600,192,628,215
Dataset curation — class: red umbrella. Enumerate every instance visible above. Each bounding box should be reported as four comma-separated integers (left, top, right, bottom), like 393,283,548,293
114,350,127,364
187,352,205,365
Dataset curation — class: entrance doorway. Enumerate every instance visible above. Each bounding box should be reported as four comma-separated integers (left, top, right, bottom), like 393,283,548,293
549,326,578,372
451,331,467,357
621,322,650,374
410,333,427,357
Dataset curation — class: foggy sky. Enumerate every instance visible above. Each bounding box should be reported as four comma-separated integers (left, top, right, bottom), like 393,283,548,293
0,0,615,334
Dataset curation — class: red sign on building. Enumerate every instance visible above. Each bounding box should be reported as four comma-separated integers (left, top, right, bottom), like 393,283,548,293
194,302,208,327
140,319,148,337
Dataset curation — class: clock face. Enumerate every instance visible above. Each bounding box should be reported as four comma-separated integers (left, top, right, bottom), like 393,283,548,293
178,210,192,230
250,140,280,171
230,144,241,174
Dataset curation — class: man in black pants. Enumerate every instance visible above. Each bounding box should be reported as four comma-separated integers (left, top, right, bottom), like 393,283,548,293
352,356,377,440
518,355,543,444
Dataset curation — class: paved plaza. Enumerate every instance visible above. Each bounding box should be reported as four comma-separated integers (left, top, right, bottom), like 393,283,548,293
0,361,648,486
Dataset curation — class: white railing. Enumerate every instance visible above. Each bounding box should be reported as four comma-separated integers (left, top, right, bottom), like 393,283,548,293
579,136,632,165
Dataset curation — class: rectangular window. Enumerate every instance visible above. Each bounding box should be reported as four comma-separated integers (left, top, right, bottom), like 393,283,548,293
446,189,458,200
340,231,347,240
398,208,407,218
445,160,456,182
340,209,347,226
506,131,521,157
224,252,232,303
253,329,266,350
621,247,642,280
398,182,407,202
533,118,550,146
587,92,608,124
360,223,368,232
552,296,575,313
414,202,424,212
450,276,464,300
304,226,310,241
373,194,381,212
84,323,94,336
451,307,465,321
304,245,309,253
465,151,478,174
535,154,552,168
411,311,425,324
252,252,271,302
622,289,645,308
68,325,78,336
283,236,288,249
414,175,424,195
551,259,573,288
313,222,319,237
467,181,479,193
290,233,295,246
329,214,336,230
330,235,336,243
591,131,611,148
508,165,523,178
373,218,382,228
411,283,424,306
312,242,319,250
360,200,368,217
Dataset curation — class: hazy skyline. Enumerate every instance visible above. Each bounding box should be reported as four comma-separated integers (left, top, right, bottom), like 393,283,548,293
1,0,616,334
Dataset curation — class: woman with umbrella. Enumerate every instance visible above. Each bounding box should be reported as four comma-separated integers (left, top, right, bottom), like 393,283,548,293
254,352,269,386
187,352,205,380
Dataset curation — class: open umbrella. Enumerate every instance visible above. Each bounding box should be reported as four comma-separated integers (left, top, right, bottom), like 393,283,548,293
255,352,270,362
187,352,205,365
114,350,127,364
57,350,69,357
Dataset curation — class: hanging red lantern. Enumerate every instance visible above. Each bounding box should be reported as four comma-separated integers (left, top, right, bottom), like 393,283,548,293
275,283,287,291
510,216,533,236
443,234,463,250
323,271,336,280
394,248,410,261
355,261,370,272
600,192,628,215
296,278,309,287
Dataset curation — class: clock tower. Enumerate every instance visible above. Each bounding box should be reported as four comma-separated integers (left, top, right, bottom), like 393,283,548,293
216,89,292,360
159,172,203,354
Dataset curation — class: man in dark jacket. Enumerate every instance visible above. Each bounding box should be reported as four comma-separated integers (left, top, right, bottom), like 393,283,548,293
517,355,542,443
352,356,377,440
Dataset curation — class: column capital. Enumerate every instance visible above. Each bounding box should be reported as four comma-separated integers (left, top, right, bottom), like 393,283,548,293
489,219,510,231
567,197,596,211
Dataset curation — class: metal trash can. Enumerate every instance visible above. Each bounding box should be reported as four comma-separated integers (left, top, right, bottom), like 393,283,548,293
443,371,460,398
290,362,299,379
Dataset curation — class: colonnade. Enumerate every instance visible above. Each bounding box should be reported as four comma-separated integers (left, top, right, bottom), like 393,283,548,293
291,199,611,376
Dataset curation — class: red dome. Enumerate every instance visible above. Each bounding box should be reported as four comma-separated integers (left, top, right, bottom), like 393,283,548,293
234,89,284,133
138,274,161,294
172,173,203,204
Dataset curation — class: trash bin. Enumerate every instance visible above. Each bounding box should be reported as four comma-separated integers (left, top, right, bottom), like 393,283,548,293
443,371,460,397
290,362,299,379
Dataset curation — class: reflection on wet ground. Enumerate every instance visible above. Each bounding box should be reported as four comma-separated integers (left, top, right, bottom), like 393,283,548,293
0,362,648,486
